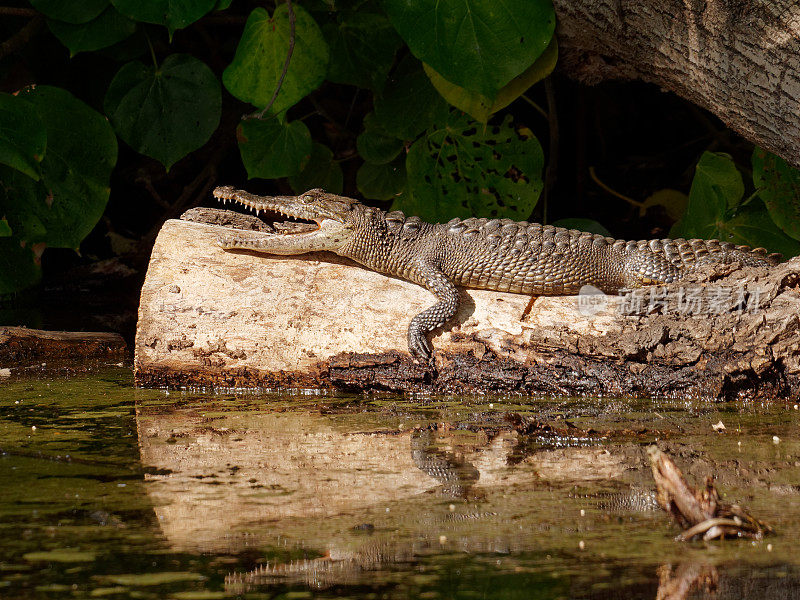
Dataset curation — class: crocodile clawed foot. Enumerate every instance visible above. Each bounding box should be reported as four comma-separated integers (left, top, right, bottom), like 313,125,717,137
408,335,437,372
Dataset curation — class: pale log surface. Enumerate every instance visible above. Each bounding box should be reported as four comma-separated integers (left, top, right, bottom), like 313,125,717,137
554,0,800,167
135,218,800,398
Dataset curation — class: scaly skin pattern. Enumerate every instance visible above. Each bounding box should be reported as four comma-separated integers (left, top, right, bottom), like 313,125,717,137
212,186,780,364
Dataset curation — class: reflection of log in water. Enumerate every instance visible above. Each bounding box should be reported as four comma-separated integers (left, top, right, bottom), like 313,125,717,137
136,406,657,552
135,404,800,596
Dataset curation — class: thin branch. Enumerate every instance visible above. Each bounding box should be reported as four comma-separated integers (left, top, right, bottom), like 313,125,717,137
588,166,643,208
0,7,38,16
520,93,548,120
0,14,43,60
246,0,295,120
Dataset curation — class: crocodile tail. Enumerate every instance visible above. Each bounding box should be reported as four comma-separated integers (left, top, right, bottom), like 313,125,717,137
663,238,781,268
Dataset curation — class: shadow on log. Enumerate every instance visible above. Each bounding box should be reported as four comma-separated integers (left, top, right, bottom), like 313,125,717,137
134,218,800,398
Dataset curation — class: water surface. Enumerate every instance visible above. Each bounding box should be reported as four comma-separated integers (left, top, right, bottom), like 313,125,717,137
1,369,798,599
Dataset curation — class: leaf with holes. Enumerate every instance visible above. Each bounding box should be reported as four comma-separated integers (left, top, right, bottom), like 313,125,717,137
0,93,46,181
223,5,329,112
752,148,800,241
423,38,558,123
289,143,343,194
373,56,448,140
47,5,137,55
111,0,215,35
238,117,312,180
323,11,402,91
104,54,221,170
0,86,117,255
383,0,555,96
357,156,406,200
30,0,109,24
401,112,543,222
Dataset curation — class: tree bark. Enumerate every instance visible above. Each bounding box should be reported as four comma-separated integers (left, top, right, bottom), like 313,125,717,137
554,0,800,167
134,217,800,399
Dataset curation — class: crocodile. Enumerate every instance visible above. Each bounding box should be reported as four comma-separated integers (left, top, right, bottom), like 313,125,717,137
211,186,780,364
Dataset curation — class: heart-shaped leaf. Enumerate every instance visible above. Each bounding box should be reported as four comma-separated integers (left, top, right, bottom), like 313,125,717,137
47,5,137,55
383,0,555,96
223,4,329,112
237,117,312,180
0,93,46,181
111,0,215,35
753,147,800,241
30,0,108,24
104,54,221,170
357,156,406,200
356,113,403,164
373,56,448,141
323,11,401,91
289,143,343,194
423,38,558,123
0,86,117,249
672,152,743,239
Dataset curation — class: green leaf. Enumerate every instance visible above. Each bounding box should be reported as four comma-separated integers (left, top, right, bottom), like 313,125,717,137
357,114,403,164
0,86,117,249
401,112,543,222
238,117,311,180
0,219,11,237
47,6,137,55
373,56,448,140
214,0,234,10
110,0,215,35
672,152,743,239
0,237,41,295
639,189,688,221
30,0,108,24
551,218,610,237
357,156,406,200
222,5,329,112
715,201,800,257
289,143,343,194
383,0,555,96
671,151,800,258
0,93,46,181
323,11,402,90
752,147,800,241
424,37,558,123
104,54,221,170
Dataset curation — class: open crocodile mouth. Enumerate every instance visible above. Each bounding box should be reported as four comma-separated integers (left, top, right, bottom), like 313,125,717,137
213,186,320,235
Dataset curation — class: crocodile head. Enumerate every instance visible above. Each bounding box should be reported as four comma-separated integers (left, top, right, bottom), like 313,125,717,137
212,186,360,254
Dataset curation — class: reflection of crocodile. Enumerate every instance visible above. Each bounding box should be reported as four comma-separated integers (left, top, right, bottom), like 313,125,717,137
568,487,659,512
209,186,778,364
410,429,479,498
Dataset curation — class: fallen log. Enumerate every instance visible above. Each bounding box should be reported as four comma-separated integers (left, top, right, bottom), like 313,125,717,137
554,0,800,168
134,216,800,397
0,326,127,371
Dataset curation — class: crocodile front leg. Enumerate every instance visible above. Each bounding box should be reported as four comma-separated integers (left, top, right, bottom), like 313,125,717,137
408,262,460,365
